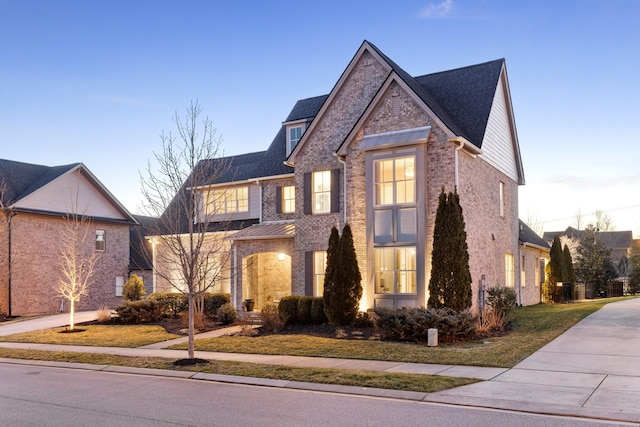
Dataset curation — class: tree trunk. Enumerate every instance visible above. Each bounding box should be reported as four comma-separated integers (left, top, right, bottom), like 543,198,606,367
69,299,75,331
187,294,195,359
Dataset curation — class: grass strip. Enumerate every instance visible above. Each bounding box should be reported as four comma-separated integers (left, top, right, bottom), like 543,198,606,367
0,348,477,393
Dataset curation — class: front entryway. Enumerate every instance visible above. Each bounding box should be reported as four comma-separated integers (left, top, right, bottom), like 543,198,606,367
242,252,291,311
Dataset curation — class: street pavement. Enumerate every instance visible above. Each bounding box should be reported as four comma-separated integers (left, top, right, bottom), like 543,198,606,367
1,298,640,423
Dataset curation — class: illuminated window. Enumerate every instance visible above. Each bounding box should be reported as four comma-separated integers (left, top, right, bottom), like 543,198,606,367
96,230,105,252
375,156,415,205
313,251,327,296
374,247,416,294
282,185,295,213
505,253,514,287
205,186,249,215
312,170,331,214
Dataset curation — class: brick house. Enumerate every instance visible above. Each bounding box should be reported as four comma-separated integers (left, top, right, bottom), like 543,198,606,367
152,40,532,311
0,159,137,316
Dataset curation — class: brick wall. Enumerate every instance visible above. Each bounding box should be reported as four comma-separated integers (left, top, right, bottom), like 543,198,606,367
8,212,129,315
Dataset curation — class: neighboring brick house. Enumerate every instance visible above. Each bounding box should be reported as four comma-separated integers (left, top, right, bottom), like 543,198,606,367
153,40,531,311
0,159,137,316
518,220,550,306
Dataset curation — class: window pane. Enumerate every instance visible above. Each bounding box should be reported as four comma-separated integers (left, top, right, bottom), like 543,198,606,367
396,247,416,294
314,251,327,296
397,208,417,242
312,171,331,214
374,210,393,243
283,185,295,213
375,248,394,293
96,230,105,252
376,182,393,205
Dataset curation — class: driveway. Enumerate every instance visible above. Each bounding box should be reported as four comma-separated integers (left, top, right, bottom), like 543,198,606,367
429,298,640,423
0,311,97,336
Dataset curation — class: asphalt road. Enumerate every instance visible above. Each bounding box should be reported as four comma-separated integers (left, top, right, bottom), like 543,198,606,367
0,363,630,427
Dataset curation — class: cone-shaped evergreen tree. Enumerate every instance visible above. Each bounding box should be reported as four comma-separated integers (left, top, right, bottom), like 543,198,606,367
428,189,472,311
323,226,340,319
547,236,564,302
327,224,362,325
563,245,575,284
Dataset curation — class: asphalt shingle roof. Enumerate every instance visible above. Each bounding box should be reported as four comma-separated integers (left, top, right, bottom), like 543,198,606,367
0,159,80,204
520,220,550,249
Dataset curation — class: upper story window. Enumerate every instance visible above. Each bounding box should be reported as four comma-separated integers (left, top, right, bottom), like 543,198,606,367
312,170,331,214
282,185,295,213
286,125,304,156
375,156,415,205
96,229,106,252
499,181,505,218
205,186,249,215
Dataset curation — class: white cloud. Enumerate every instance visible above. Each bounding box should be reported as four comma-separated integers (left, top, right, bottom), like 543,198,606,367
420,0,454,19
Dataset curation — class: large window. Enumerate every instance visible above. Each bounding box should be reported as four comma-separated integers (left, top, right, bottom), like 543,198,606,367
205,186,249,215
505,253,514,287
374,247,416,294
313,251,327,296
375,156,415,205
373,155,417,295
312,170,331,214
282,185,295,213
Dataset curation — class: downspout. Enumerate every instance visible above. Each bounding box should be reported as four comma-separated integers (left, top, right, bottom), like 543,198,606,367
454,139,464,190
334,154,347,227
6,211,15,317
232,243,238,309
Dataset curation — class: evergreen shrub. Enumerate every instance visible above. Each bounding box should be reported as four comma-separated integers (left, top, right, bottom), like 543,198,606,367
204,293,230,317
216,303,238,325
122,274,146,301
278,296,299,324
116,299,163,324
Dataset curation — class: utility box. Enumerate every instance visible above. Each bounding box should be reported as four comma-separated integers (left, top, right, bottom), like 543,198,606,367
428,328,438,347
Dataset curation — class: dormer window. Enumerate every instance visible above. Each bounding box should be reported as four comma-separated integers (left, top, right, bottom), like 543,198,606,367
287,125,303,156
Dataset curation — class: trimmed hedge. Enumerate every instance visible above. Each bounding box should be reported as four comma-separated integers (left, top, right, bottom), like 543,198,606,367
279,296,326,325
148,293,187,317
216,303,238,325
374,306,477,343
204,293,230,317
115,299,163,324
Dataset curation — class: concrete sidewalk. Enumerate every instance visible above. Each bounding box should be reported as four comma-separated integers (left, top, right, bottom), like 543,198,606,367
429,298,640,423
2,300,640,423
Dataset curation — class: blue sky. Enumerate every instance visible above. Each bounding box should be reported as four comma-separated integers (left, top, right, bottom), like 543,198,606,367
1,0,639,236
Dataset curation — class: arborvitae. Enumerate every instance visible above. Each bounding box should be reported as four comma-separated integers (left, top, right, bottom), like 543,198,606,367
547,236,564,302
428,189,472,311
563,245,575,285
323,226,340,319
327,224,362,325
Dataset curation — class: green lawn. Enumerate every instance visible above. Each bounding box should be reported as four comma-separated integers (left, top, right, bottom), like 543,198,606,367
172,298,633,368
0,324,180,348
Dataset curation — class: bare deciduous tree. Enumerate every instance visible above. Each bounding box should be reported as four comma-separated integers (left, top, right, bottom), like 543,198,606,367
525,211,544,237
572,209,584,231
140,100,232,360
593,210,615,232
56,211,100,330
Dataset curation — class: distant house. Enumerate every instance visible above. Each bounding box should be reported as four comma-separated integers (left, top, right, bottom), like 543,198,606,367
0,159,137,316
151,40,533,311
543,227,634,262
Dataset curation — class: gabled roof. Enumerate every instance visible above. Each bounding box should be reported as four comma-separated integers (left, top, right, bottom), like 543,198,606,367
0,158,136,224
0,159,79,205
543,227,633,251
519,220,550,251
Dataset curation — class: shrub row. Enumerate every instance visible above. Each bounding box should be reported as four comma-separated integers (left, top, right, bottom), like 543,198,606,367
115,299,163,324
146,292,230,317
373,306,477,343
278,296,327,325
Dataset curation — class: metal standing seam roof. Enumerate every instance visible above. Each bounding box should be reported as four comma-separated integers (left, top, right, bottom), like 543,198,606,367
230,222,295,241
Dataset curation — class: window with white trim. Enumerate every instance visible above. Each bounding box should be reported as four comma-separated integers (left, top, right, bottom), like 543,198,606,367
287,125,303,156
312,170,331,214
373,155,417,295
96,230,106,252
499,181,505,218
205,186,249,215
115,276,124,296
282,185,295,213
374,247,416,294
313,251,327,296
